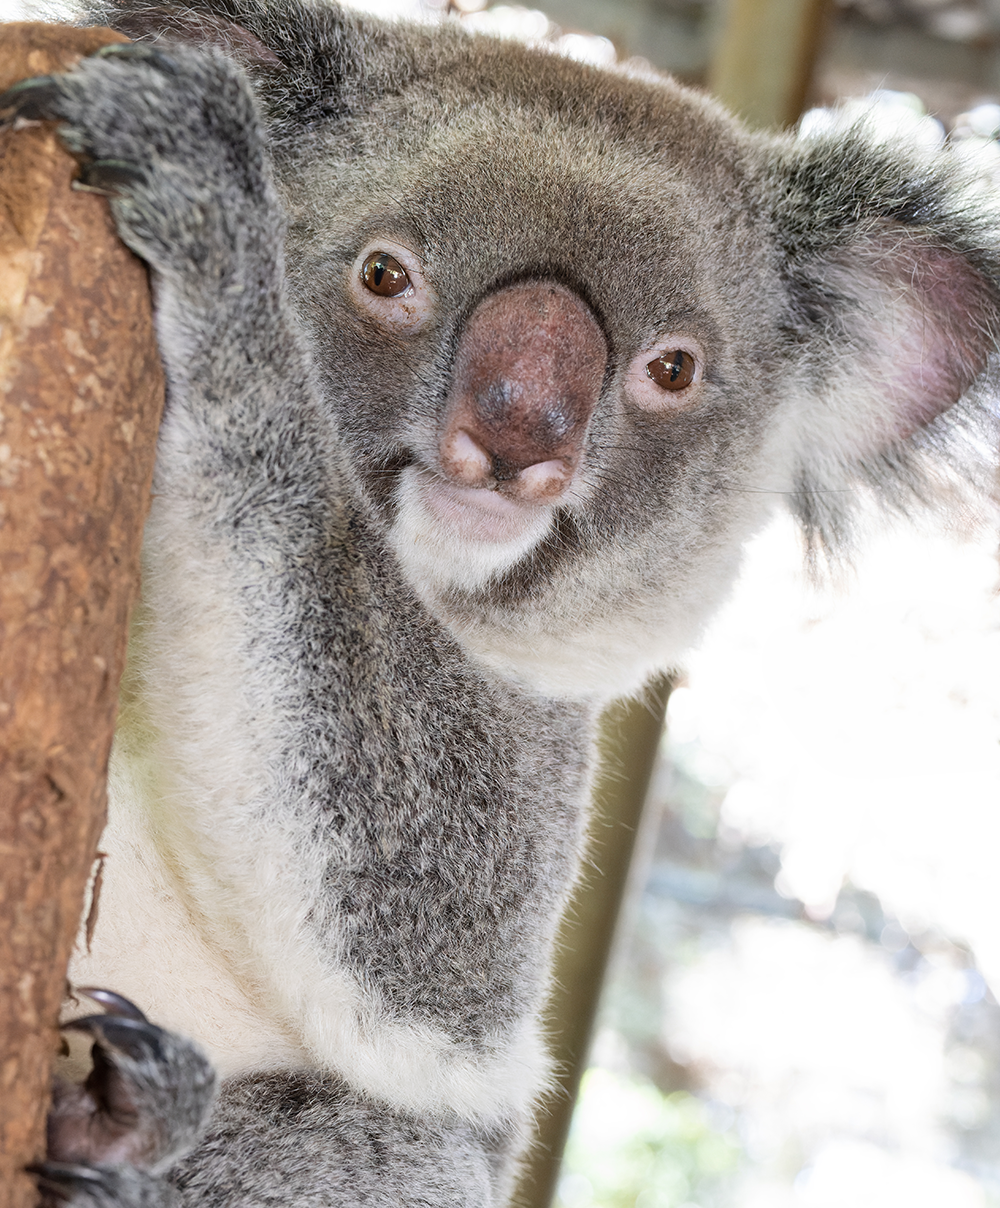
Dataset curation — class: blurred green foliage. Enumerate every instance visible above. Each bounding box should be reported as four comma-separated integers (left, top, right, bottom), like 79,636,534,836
556,1068,742,1208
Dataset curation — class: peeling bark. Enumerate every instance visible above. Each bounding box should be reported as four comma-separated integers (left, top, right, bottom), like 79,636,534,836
0,24,164,1208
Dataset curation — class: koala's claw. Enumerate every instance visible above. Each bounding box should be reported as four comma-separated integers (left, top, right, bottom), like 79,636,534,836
75,160,148,197
0,73,96,162
65,989,168,1069
64,1012,170,1066
0,44,179,123
76,989,150,1022
31,1160,110,1200
31,1161,177,1208
0,75,64,122
46,990,216,1187
91,42,179,74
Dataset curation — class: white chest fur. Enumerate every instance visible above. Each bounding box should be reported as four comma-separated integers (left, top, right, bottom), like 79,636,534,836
69,730,312,1080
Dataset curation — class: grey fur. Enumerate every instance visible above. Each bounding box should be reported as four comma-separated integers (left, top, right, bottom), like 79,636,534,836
36,1164,179,1208
173,1072,518,1205
5,2,998,1202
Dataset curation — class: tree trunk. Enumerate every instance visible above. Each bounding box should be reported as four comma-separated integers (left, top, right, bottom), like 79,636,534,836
0,24,164,1208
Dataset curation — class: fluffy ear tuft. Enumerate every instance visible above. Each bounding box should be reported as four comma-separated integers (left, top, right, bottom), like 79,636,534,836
95,3,287,70
768,126,1000,558
91,0,407,130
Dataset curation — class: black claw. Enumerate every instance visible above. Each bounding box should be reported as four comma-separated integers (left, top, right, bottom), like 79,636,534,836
28,1162,107,1198
92,42,179,74
31,1161,167,1206
0,75,63,122
77,988,149,1022
30,1160,107,1183
65,1014,167,1064
76,159,148,197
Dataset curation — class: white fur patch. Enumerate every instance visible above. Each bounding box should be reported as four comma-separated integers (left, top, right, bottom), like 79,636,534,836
72,477,549,1124
451,613,686,700
69,746,312,1080
390,464,555,596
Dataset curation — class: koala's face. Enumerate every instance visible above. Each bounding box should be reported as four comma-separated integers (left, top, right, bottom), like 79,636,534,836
271,26,999,697
277,46,798,693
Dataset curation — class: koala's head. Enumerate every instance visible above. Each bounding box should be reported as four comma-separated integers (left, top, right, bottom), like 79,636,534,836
109,0,1000,699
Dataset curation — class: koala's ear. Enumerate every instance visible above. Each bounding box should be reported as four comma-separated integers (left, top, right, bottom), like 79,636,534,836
767,125,1000,553
100,2,288,70
98,0,392,123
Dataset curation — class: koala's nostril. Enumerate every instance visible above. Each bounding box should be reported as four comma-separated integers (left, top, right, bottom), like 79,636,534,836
514,458,574,501
439,282,607,502
441,428,492,487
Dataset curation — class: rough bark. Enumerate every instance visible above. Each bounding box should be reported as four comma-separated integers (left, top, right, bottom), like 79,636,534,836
0,24,164,1208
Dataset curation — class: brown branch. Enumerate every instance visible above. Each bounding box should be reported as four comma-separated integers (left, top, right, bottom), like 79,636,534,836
0,24,164,1208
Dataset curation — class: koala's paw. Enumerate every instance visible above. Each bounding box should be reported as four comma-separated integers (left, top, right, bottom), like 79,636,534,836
32,1163,177,1208
37,990,216,1208
0,42,276,284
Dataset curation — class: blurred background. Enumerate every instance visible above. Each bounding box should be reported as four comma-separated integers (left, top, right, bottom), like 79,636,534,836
560,511,1000,1208
4,0,999,1202
453,0,1000,129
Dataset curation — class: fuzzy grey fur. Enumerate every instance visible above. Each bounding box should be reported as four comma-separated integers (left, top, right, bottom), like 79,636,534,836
6,1,999,1202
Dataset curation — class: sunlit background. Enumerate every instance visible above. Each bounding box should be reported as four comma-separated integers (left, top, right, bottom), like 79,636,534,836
567,510,1000,1208
5,0,1000,1200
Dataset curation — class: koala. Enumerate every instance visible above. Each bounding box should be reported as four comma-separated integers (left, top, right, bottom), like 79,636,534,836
3,0,998,1203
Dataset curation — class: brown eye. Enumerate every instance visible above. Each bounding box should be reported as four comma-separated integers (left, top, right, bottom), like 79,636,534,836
362,252,411,297
646,349,696,391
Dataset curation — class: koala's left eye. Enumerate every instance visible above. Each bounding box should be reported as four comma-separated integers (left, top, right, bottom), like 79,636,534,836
362,252,411,297
646,349,696,391
627,337,703,412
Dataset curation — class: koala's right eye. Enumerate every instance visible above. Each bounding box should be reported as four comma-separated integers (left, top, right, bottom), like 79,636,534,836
349,240,434,331
362,252,411,297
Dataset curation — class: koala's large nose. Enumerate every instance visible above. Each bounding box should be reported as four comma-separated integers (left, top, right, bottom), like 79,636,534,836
439,282,607,503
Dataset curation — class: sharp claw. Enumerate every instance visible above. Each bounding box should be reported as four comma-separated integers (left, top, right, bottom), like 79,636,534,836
76,159,148,197
0,75,62,122
65,1014,167,1064
29,1161,106,1182
28,1162,106,1198
0,45,178,129
76,988,149,1022
92,42,179,74
31,1161,167,1205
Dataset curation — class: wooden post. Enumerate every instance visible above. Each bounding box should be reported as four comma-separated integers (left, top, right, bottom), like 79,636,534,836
706,0,831,128
514,679,671,1208
0,24,164,1208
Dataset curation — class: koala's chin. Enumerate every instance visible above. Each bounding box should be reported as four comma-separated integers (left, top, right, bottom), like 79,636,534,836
390,464,557,595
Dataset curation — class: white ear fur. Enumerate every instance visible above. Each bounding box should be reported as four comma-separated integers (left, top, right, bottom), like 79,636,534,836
800,224,995,446
783,221,1000,548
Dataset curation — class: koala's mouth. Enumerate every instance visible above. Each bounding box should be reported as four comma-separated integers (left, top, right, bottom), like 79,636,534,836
389,464,556,595
413,469,555,546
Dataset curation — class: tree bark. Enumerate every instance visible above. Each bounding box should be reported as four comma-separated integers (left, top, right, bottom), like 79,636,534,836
0,24,164,1208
